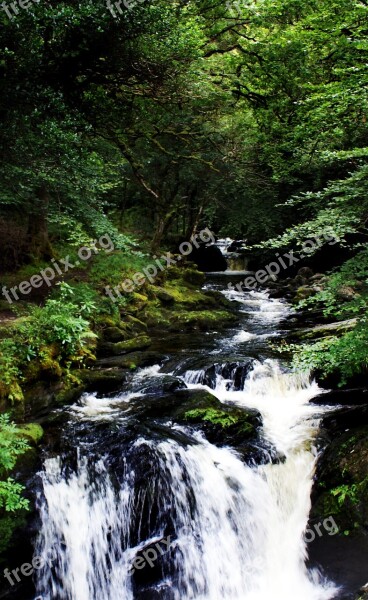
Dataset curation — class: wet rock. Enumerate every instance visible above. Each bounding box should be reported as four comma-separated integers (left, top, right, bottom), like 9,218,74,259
98,335,152,357
312,388,368,407
191,244,227,272
79,368,127,393
297,267,314,280
287,318,358,341
127,388,265,459
185,360,255,391
139,375,187,395
102,326,127,342
22,380,85,419
311,408,368,538
96,351,167,370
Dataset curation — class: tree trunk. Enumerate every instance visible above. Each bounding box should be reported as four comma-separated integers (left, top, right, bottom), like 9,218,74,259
27,185,53,260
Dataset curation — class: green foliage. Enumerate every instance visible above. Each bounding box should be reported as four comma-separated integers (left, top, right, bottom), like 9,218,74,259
0,283,97,403
286,247,368,384
0,415,30,512
330,484,360,507
287,321,368,385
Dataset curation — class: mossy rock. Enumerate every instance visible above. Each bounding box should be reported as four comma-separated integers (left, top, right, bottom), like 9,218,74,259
184,407,254,432
96,351,167,371
98,335,152,357
312,423,368,533
156,290,176,305
169,310,237,331
129,388,262,451
16,423,44,444
102,326,128,343
181,268,206,286
152,282,210,308
79,368,127,392
125,315,148,331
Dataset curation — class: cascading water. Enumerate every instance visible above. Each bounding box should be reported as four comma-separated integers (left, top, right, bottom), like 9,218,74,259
33,281,339,600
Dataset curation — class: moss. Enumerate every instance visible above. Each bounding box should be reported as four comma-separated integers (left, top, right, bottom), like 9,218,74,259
156,281,211,308
185,408,240,428
170,309,237,331
312,426,368,532
99,335,152,356
16,423,44,444
102,326,128,342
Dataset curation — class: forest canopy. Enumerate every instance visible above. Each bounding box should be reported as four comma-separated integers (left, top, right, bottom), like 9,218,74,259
0,0,366,261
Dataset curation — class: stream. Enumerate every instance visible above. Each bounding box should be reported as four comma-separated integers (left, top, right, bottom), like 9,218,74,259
32,275,340,600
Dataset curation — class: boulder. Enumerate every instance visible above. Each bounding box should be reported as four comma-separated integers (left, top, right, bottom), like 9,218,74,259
79,368,127,393
297,266,314,280
191,244,227,272
102,326,127,342
98,335,152,357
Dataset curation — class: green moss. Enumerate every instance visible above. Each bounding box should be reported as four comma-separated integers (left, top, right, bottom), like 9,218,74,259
312,426,368,531
171,310,236,331
16,423,43,445
185,408,240,428
99,335,152,356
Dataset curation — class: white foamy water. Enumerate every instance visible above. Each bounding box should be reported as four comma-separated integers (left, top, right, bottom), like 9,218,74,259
34,290,337,600
69,365,163,420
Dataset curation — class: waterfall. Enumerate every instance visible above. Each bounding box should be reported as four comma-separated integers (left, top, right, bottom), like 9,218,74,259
33,284,338,600
215,238,249,273
34,359,337,600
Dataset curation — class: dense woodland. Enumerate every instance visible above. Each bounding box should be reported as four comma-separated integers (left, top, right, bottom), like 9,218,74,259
0,0,368,557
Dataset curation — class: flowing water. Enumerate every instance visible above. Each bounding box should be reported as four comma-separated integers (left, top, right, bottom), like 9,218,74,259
33,276,338,600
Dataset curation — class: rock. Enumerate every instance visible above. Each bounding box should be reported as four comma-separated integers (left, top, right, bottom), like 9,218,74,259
125,315,148,331
227,240,247,252
183,360,255,391
168,310,237,332
311,409,368,536
181,268,206,286
79,368,127,393
139,375,187,395
102,326,127,342
156,290,175,305
337,286,360,302
297,267,314,280
22,380,85,419
287,318,358,341
191,244,227,272
16,423,44,445
96,351,167,370
128,388,264,455
312,388,368,406
294,285,316,301
98,335,152,357
310,273,325,282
